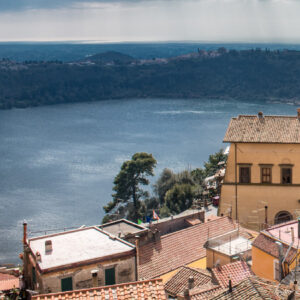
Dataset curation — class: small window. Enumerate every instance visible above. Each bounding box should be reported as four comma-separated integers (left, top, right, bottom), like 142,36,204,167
239,166,250,183
261,167,272,183
105,267,116,286
281,168,292,184
61,277,73,292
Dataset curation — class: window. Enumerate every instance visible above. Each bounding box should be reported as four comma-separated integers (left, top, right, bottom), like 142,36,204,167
61,277,73,292
105,267,116,285
239,166,250,183
281,167,292,184
261,167,272,183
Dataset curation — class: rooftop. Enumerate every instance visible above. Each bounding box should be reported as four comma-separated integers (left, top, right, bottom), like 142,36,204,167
266,219,300,247
210,276,298,299
223,111,300,144
0,273,19,291
164,266,212,296
206,230,252,256
211,261,253,288
138,217,236,279
252,232,297,264
28,226,135,272
32,279,166,300
99,219,147,238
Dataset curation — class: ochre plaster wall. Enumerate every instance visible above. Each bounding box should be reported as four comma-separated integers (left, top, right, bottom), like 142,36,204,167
220,143,300,229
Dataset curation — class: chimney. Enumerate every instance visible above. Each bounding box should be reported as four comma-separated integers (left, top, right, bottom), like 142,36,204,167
228,278,232,293
91,270,98,287
36,251,42,263
23,221,27,245
45,240,52,254
298,217,300,239
264,206,268,229
258,111,263,119
188,276,195,290
297,108,300,119
291,227,295,243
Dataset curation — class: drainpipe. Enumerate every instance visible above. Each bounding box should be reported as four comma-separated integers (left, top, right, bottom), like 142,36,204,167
234,143,238,221
135,236,139,281
276,241,284,281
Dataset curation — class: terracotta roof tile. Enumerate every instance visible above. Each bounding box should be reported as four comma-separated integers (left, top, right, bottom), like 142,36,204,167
252,233,297,264
32,279,166,300
164,266,212,296
210,276,298,299
138,217,236,279
223,115,300,143
189,284,224,300
211,261,253,288
0,273,19,291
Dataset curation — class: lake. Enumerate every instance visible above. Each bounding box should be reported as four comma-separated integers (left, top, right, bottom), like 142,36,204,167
0,98,298,264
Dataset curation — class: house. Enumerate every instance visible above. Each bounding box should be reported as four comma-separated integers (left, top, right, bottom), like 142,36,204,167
137,216,237,282
209,276,299,299
220,109,300,230
211,261,253,288
32,278,166,300
205,229,252,268
22,223,136,294
165,261,252,299
164,266,212,298
98,218,148,245
252,219,300,282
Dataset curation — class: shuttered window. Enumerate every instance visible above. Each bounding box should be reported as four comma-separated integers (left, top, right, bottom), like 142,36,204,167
239,166,250,183
261,167,271,183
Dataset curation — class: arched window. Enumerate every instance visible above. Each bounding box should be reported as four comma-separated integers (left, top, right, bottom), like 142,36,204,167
274,211,292,224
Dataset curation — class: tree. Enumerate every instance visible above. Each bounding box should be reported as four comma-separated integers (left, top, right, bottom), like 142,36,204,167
103,152,157,223
164,183,195,214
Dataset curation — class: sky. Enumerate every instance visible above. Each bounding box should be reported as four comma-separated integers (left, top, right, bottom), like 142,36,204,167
0,0,300,42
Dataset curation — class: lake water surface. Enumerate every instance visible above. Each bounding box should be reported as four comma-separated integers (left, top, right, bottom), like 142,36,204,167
0,98,298,264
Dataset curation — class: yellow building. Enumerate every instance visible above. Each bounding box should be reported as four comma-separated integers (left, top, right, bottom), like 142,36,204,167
252,220,299,282
220,109,300,230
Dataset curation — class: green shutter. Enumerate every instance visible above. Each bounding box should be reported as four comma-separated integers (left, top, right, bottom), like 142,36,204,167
105,268,115,285
61,277,73,292
32,267,36,284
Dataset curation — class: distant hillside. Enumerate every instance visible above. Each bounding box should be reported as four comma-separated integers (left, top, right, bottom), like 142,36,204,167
1,48,300,109
82,51,136,64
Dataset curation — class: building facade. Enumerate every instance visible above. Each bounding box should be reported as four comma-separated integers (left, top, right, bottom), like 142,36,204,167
220,110,300,230
23,225,136,294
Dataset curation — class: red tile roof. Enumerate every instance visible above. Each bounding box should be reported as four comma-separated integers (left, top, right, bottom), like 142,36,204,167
189,284,223,300
0,273,19,291
32,279,166,300
212,261,253,288
210,276,298,299
223,114,300,143
138,217,236,279
252,233,297,264
164,266,212,296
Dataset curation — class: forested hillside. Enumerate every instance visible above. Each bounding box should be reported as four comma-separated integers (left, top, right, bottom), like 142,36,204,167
1,48,300,109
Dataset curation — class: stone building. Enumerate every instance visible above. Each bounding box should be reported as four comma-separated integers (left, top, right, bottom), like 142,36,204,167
220,109,300,230
22,223,136,294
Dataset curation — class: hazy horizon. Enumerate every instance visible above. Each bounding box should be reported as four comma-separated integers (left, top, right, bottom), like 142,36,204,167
1,0,300,43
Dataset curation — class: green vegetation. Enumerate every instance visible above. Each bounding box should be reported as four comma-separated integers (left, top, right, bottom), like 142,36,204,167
2,48,300,109
102,149,227,223
102,152,157,223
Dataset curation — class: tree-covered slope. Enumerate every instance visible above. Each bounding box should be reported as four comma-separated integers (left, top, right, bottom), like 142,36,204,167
1,49,300,109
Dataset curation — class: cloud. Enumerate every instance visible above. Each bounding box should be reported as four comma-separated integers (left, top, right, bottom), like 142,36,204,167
0,0,300,42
